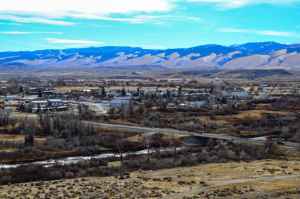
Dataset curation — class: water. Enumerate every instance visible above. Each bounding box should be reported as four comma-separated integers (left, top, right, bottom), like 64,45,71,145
0,147,181,169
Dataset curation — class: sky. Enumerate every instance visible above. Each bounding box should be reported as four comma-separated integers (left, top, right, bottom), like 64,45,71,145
0,0,299,51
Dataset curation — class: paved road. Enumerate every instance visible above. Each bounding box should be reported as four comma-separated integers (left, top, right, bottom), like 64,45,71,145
85,121,300,150
86,121,236,139
9,112,300,150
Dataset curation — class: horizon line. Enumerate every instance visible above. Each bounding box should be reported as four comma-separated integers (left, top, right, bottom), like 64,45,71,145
0,41,298,53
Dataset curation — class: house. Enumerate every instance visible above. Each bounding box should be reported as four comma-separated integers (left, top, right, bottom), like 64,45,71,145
21,99,68,113
222,88,250,100
4,95,22,106
27,100,48,112
188,100,208,109
231,90,249,99
110,96,131,109
166,103,176,110
47,99,68,111
80,101,111,115
94,101,111,114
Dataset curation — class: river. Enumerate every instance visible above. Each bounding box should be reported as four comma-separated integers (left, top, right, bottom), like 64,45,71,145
0,147,181,169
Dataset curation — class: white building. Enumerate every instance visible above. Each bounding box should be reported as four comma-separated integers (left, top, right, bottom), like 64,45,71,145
81,101,111,115
110,96,131,109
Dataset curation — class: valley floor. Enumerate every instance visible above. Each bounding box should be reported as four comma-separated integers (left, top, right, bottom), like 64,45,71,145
1,160,300,199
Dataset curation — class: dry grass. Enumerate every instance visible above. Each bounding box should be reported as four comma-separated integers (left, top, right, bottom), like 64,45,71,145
55,86,181,93
0,134,46,144
215,110,291,123
1,160,300,198
55,86,99,92
0,134,24,142
0,146,17,152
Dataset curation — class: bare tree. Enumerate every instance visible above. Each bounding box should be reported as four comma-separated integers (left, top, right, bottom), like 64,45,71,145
170,135,182,163
39,112,52,136
115,134,127,178
20,118,37,147
143,134,153,162
0,110,10,126
143,112,160,128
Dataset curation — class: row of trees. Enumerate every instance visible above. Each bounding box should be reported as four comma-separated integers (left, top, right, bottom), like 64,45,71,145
16,113,98,147
39,113,97,138
0,110,11,127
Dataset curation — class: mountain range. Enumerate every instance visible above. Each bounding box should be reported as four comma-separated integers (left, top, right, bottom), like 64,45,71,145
1,42,300,71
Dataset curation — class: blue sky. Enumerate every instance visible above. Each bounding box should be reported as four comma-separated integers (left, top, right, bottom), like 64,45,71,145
0,0,299,51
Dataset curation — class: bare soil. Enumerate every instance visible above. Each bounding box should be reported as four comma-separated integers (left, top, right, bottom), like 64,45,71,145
1,160,300,198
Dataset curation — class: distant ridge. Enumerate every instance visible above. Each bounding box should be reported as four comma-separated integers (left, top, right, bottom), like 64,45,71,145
0,42,300,71
213,69,292,79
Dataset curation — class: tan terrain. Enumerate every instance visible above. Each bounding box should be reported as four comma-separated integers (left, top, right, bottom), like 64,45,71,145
0,160,300,199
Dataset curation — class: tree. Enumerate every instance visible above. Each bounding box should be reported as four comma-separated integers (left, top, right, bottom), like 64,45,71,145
100,86,106,97
137,87,141,96
115,135,126,178
264,137,274,154
292,130,300,143
151,133,163,159
39,112,53,136
127,100,134,117
0,110,10,126
136,103,145,117
39,112,95,139
21,118,37,147
143,112,161,128
38,90,43,98
121,87,126,96
279,126,291,140
143,134,153,162
158,97,167,111
177,86,182,96
166,89,171,99
170,136,181,163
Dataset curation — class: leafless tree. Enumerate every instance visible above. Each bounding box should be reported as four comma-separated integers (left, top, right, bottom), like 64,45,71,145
115,134,126,178
169,135,182,163
143,134,153,162
20,118,37,147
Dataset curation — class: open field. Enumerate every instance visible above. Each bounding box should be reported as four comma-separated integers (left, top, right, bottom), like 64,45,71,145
201,109,294,126
0,134,24,142
54,86,181,93
1,160,300,199
55,86,100,93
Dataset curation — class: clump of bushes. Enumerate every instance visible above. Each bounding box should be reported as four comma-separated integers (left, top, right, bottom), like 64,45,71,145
0,159,108,185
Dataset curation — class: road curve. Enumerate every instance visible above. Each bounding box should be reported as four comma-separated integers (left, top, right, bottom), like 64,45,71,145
84,121,300,150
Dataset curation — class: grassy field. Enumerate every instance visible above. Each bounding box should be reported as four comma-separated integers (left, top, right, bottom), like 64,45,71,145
54,86,180,93
197,108,296,137
55,86,99,93
0,160,300,198
0,134,24,142
212,110,292,124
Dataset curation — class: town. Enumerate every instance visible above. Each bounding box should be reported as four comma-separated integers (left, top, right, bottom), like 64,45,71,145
0,75,300,198
2,77,300,117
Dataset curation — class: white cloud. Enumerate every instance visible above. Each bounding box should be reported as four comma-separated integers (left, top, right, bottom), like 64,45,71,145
0,0,208,26
0,0,296,25
0,0,174,18
0,15,75,26
88,15,160,24
219,28,299,37
0,0,178,25
0,31,63,35
92,14,202,24
188,0,299,8
46,38,103,46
